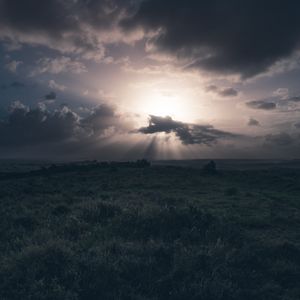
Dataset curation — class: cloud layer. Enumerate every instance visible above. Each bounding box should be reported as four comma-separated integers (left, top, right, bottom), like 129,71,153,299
1,0,300,77
0,0,135,60
1,100,300,159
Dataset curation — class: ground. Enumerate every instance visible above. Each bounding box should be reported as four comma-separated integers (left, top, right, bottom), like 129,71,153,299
0,163,300,299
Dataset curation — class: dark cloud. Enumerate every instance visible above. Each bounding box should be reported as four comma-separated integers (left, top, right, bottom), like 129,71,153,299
246,100,276,110
139,115,183,134
138,115,238,145
45,91,57,100
0,103,79,147
0,102,129,148
206,85,238,97
0,0,135,59
2,0,300,77
77,0,135,29
82,104,131,135
0,0,76,34
123,0,300,77
248,118,260,126
245,94,300,113
264,132,294,146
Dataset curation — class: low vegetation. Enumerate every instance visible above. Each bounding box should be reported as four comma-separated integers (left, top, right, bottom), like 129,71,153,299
0,163,299,299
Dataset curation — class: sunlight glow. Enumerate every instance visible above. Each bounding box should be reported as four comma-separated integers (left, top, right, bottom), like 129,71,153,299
145,96,183,118
125,76,211,124
136,89,194,121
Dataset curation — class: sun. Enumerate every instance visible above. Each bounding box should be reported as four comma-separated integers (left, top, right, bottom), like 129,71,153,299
127,81,203,123
146,96,183,118
135,89,193,121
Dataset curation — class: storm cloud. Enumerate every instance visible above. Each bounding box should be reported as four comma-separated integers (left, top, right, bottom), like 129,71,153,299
0,101,129,148
123,0,300,77
138,115,238,145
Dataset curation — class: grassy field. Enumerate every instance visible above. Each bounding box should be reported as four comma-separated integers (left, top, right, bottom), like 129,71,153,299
0,163,300,299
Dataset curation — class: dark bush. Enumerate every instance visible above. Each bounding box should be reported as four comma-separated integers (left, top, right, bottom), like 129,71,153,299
203,160,217,174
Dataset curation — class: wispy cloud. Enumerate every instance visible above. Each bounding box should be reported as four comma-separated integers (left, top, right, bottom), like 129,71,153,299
49,80,66,91
31,56,87,76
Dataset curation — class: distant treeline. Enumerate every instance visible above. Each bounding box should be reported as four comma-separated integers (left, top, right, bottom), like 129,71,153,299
46,159,151,171
0,159,151,180
0,159,221,181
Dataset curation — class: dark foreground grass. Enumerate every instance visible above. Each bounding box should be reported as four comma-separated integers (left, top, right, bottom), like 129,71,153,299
0,165,300,299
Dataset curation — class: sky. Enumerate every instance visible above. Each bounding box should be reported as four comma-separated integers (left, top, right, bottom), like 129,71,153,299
1,0,300,160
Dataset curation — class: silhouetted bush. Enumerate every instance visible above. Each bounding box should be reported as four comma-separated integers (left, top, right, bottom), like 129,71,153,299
136,159,151,168
203,160,217,174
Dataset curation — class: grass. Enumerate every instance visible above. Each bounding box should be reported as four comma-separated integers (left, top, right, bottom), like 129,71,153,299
0,164,299,299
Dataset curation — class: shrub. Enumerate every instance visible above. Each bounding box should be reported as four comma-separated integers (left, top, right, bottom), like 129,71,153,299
0,240,79,300
79,201,121,224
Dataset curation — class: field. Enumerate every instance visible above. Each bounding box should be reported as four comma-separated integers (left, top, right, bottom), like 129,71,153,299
0,162,300,299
